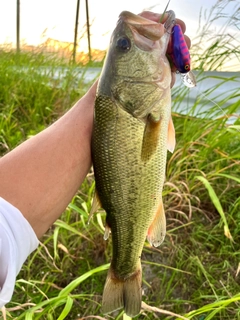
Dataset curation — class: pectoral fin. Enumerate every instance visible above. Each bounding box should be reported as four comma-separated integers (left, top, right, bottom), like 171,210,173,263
167,117,176,153
147,198,166,247
141,114,161,162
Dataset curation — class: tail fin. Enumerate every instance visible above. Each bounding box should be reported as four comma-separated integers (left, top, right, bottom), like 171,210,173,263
102,263,142,317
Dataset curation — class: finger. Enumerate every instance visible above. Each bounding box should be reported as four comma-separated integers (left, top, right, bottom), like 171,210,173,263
184,34,191,49
139,12,185,26
175,19,186,33
138,12,187,35
138,12,190,47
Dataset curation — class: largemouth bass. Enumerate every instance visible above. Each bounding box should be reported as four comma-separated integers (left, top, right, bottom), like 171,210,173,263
91,10,176,317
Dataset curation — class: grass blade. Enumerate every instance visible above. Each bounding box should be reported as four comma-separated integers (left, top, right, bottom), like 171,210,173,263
180,293,240,319
57,296,73,320
214,173,240,184
159,0,171,23
123,313,132,320
196,175,233,240
58,263,110,297
54,219,93,242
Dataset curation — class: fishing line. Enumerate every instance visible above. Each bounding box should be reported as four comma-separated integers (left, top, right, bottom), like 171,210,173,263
198,92,226,116
181,80,240,133
199,90,239,130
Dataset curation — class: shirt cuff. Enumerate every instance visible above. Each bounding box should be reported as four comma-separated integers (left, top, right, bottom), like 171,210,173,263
0,197,39,308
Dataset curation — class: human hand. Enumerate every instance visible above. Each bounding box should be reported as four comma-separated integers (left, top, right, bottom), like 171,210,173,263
139,11,191,88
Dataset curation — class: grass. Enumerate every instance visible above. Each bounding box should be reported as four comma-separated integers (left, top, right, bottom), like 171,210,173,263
0,50,95,154
0,0,240,319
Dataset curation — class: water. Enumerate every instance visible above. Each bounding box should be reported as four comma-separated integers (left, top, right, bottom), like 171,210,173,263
172,71,240,124
78,69,239,124
10,66,240,124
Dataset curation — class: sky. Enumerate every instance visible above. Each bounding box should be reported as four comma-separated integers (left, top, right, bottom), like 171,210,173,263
0,0,239,54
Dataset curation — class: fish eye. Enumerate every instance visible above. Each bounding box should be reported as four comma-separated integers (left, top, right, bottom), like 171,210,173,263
116,37,131,52
185,64,190,70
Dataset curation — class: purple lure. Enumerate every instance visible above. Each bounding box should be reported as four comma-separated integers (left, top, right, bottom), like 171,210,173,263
171,24,191,74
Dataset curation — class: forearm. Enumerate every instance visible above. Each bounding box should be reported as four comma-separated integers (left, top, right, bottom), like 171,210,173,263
0,81,97,238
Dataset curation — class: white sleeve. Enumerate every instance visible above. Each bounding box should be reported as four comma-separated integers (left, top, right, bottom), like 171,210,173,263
0,197,39,308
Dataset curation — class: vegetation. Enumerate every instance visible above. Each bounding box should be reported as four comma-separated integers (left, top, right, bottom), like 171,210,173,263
0,0,239,319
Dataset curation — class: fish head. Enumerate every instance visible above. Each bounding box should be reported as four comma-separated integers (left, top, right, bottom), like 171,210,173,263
98,11,173,120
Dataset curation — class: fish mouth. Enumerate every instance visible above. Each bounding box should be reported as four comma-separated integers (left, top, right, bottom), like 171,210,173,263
118,11,163,51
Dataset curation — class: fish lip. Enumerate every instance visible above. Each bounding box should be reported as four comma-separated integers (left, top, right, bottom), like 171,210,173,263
117,11,164,51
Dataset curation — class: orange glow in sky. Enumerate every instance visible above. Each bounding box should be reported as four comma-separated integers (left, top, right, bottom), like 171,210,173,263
0,1,226,47
0,0,238,69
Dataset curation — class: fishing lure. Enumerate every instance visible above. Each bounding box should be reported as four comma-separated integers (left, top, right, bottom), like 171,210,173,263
170,24,196,87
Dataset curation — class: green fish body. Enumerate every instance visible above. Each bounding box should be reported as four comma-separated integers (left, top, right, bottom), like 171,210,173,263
92,10,176,317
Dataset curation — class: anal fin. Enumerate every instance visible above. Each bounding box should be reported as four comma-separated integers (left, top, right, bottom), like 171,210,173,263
88,189,102,223
103,224,111,240
89,190,111,240
147,198,166,247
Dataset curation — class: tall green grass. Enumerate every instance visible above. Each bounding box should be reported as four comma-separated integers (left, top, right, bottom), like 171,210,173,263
1,0,240,319
0,49,97,154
